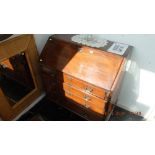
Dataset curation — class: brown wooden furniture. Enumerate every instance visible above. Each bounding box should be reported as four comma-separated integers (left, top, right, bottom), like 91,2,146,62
0,53,35,89
40,35,131,121
0,35,43,120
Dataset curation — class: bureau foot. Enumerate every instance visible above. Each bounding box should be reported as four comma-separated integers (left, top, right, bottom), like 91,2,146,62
105,104,116,121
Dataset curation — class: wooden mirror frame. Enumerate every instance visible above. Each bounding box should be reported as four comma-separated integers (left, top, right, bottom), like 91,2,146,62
0,34,43,120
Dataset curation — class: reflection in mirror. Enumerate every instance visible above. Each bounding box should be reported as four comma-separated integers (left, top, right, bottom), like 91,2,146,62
0,52,35,106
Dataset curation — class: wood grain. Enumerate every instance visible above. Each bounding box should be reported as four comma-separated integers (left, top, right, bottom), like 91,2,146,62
0,35,43,120
40,35,130,120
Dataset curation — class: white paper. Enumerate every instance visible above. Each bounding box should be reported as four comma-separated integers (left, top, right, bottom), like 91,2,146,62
107,43,129,55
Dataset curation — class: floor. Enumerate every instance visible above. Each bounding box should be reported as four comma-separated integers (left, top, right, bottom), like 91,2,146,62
18,97,144,121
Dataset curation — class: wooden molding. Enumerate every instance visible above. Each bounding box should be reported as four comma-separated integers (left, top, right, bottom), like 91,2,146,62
0,34,43,120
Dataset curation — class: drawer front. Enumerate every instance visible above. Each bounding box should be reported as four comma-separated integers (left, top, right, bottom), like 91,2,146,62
59,73,106,99
63,83,105,107
40,66,106,99
56,99,104,121
52,96,105,121
62,90,106,115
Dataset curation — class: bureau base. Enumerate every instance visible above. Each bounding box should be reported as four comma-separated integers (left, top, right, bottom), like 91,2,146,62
47,95,115,121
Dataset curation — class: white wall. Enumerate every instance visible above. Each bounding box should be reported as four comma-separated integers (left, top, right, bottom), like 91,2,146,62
34,34,51,54
33,34,155,119
95,35,155,119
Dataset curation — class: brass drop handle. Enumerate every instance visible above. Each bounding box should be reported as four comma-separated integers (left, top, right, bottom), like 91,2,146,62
84,95,90,101
20,52,25,56
1,64,7,68
67,76,73,81
84,87,93,93
68,83,72,87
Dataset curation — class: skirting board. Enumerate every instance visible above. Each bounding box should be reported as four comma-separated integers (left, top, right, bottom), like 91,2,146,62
117,103,147,120
0,94,147,121
0,93,46,121
1,92,45,121
12,92,46,121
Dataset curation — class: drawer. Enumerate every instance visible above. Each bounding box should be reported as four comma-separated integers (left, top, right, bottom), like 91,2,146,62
46,86,104,120
58,73,106,99
61,90,106,115
56,99,104,121
62,83,105,107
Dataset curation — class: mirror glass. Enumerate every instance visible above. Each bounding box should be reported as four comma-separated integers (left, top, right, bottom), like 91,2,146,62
0,52,35,106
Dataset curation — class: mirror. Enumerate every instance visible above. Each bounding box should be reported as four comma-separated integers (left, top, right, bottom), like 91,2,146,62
0,52,35,106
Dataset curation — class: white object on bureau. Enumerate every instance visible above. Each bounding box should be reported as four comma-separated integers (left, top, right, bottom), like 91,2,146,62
71,34,109,48
107,42,129,55
71,34,129,56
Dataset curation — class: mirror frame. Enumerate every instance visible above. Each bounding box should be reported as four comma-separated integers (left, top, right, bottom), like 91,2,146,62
0,34,43,120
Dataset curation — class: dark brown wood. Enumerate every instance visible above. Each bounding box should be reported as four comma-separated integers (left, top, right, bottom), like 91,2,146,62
40,35,131,120
50,34,130,57
48,96,104,121
0,53,34,89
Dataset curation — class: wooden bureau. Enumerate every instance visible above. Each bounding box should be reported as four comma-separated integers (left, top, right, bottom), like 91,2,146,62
39,35,131,121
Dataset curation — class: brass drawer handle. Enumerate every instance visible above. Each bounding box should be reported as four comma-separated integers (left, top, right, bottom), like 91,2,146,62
68,83,72,87
0,64,7,68
67,76,73,81
21,52,25,56
84,95,90,101
84,87,93,93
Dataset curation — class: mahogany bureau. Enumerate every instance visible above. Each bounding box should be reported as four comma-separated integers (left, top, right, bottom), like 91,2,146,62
39,35,132,121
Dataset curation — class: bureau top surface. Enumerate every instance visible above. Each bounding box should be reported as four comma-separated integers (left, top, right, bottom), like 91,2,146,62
40,36,125,91
51,34,131,57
